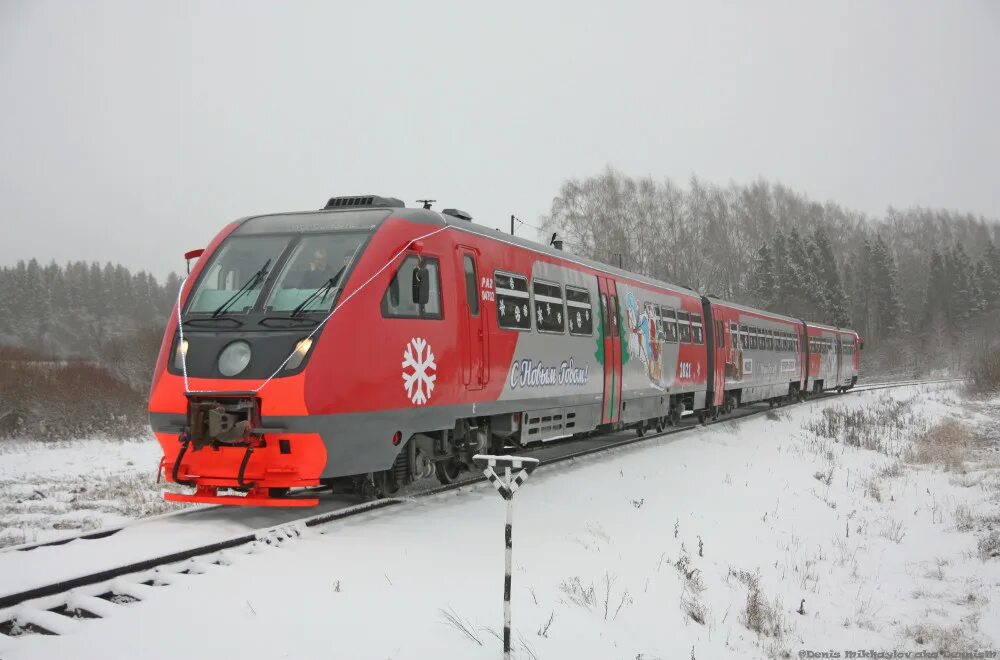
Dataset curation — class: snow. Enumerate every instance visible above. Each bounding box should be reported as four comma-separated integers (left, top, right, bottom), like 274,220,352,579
0,437,171,548
3,384,999,659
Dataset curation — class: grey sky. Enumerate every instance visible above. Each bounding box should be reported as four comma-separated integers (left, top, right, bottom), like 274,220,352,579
1,1,998,279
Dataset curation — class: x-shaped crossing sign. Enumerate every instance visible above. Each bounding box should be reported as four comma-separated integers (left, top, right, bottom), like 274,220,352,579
472,454,539,500
471,454,540,660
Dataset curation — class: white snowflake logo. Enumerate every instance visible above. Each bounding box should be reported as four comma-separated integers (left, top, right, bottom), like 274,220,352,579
515,306,522,323
536,307,543,323
499,299,506,317
522,304,528,317
557,311,562,324
402,337,437,405
576,311,582,327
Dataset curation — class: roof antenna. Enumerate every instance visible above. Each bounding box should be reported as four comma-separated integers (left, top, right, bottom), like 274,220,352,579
416,199,435,210
549,232,564,251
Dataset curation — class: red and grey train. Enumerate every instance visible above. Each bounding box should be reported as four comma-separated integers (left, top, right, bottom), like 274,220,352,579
149,195,862,506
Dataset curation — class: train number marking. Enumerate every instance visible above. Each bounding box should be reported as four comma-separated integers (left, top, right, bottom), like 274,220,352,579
679,362,692,379
481,276,495,302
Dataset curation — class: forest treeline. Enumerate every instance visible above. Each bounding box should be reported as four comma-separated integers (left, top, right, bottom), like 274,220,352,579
542,168,1000,375
0,261,179,438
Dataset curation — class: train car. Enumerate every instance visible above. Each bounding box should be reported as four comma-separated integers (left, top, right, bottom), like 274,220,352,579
705,299,805,410
804,322,856,394
149,194,863,507
836,328,861,391
150,196,710,506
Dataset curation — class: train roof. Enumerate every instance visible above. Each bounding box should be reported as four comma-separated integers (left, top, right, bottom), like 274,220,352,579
431,210,702,298
234,202,857,334
703,298,803,325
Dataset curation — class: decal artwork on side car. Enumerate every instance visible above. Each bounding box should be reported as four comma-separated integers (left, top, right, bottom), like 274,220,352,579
402,337,437,405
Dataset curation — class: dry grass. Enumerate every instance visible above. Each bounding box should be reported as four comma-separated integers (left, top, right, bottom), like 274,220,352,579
968,346,1000,396
906,419,972,471
805,396,920,456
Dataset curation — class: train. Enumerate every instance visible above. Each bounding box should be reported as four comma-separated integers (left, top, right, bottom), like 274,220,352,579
148,195,861,506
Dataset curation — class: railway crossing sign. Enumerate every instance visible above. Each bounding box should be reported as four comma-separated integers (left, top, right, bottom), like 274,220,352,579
472,454,540,660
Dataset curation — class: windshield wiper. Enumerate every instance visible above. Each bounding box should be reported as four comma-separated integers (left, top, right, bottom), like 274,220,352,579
184,317,243,328
259,316,319,328
290,272,342,317
212,259,272,318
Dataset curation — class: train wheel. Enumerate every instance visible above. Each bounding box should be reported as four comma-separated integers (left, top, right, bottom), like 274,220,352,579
435,459,463,485
636,421,646,437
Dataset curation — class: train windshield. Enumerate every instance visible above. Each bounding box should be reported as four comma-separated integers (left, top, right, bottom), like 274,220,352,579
186,235,290,314
264,231,368,313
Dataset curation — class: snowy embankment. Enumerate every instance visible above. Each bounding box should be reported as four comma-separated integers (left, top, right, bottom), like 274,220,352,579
0,437,174,548
4,384,1000,660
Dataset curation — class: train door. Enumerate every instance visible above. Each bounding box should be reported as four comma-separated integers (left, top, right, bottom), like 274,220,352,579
457,248,486,391
835,334,843,387
597,277,622,424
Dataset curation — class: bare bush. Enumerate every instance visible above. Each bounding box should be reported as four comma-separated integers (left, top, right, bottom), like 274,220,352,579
978,531,1000,560
953,504,975,532
741,580,784,638
439,607,483,646
968,346,1000,396
905,623,979,651
813,467,834,486
680,591,707,625
906,419,972,471
805,396,919,456
865,479,882,502
879,518,907,544
559,576,596,609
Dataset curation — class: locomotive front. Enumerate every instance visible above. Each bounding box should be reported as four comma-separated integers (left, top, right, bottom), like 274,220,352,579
149,203,402,506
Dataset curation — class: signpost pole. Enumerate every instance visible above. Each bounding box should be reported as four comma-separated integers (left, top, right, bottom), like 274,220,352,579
472,454,539,660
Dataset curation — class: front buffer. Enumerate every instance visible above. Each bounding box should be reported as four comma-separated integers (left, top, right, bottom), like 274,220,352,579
159,393,325,507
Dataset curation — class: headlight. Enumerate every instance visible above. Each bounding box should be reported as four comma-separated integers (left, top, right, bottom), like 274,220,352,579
174,339,189,370
284,338,313,371
218,341,252,377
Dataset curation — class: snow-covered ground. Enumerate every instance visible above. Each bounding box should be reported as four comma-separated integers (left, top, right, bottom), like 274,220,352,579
0,437,175,548
3,384,999,659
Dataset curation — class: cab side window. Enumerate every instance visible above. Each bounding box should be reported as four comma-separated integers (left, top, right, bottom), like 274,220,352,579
382,255,442,319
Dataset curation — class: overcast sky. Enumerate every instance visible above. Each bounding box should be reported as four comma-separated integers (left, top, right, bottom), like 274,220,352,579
1,1,998,279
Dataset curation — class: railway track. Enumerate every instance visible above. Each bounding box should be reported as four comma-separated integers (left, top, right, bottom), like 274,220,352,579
0,378,961,638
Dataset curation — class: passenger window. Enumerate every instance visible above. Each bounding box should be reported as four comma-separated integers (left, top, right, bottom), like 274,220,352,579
463,255,479,315
677,311,691,343
495,271,531,330
662,308,678,342
691,314,704,345
566,287,593,336
533,280,565,333
382,255,442,319
740,324,749,349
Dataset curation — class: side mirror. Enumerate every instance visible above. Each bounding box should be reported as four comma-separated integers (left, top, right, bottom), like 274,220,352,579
184,248,205,274
412,265,430,306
